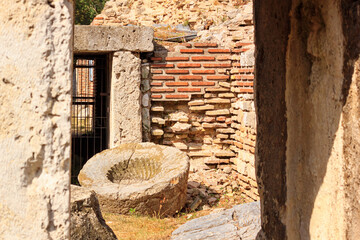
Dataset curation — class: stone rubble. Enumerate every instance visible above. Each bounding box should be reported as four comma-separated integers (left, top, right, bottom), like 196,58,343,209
92,0,254,48
184,167,255,212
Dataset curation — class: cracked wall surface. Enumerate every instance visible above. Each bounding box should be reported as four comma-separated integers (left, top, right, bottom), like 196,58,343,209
0,1,73,239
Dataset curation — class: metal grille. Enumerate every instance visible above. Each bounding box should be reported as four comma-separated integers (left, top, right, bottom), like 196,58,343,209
71,55,108,184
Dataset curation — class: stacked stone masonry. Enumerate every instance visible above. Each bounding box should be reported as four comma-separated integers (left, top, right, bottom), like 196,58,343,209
142,42,258,200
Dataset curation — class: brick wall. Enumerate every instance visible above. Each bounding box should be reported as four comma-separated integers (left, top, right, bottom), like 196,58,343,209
141,42,258,200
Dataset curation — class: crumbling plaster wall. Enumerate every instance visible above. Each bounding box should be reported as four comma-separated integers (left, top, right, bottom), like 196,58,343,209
255,0,360,239
0,1,73,239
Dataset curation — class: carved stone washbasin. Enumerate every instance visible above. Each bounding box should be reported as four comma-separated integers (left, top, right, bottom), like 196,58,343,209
78,142,190,216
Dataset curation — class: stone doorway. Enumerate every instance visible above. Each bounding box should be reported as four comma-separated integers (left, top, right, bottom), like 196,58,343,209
71,54,110,184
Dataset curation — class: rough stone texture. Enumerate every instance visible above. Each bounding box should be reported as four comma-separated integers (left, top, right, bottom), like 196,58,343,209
109,51,142,147
78,142,190,216
255,0,360,239
171,201,260,240
0,1,73,239
74,25,153,53
70,185,117,240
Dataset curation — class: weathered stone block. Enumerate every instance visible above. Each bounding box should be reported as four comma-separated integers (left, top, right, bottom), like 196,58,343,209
70,186,117,240
75,26,154,52
78,143,190,217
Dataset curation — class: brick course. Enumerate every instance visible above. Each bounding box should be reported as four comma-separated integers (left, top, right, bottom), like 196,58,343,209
144,42,258,200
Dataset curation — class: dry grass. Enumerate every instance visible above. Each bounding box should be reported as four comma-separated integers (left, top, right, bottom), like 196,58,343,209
102,213,188,240
102,192,248,240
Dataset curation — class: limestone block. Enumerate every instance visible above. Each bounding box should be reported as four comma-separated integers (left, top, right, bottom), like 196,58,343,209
171,122,192,133
206,109,231,116
152,129,164,136
141,79,150,92
188,100,205,106
215,150,236,158
247,164,256,181
190,105,215,111
70,186,117,240
188,151,212,157
110,51,142,147
141,65,150,79
216,128,236,134
78,143,190,216
0,1,73,238
219,82,231,88
168,112,189,122
240,48,255,66
242,112,256,129
151,106,164,112
152,117,166,125
142,93,150,107
219,93,235,98
205,98,231,104
74,26,154,52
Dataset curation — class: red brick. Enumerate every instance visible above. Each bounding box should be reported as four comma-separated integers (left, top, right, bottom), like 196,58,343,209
151,64,174,68
216,116,226,122
232,48,250,53
177,63,201,68
217,56,230,61
239,88,254,93
151,94,162,99
151,57,162,61
207,75,229,80
235,42,253,47
94,17,104,20
151,88,175,93
180,49,204,54
178,88,202,92
204,63,232,68
152,75,175,80
165,69,189,74
151,70,163,74
192,82,215,86
192,70,215,74
191,56,216,61
179,75,203,80
208,49,231,53
151,82,163,86
194,43,218,48
165,82,189,86
165,94,189,99
165,57,189,61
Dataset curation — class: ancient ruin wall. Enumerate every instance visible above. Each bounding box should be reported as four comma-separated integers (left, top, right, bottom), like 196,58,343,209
255,0,360,239
141,42,258,200
0,1,73,239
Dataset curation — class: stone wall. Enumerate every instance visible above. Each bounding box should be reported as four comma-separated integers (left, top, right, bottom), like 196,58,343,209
141,42,258,200
0,1,73,239
255,0,360,239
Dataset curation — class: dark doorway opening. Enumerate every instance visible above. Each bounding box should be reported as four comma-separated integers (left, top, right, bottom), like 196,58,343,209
71,54,109,184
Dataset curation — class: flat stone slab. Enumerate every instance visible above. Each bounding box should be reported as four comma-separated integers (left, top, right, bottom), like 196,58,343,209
171,201,260,240
79,142,190,216
74,25,154,53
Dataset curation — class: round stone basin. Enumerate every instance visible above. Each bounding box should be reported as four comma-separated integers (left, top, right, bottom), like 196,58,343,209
78,142,190,216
